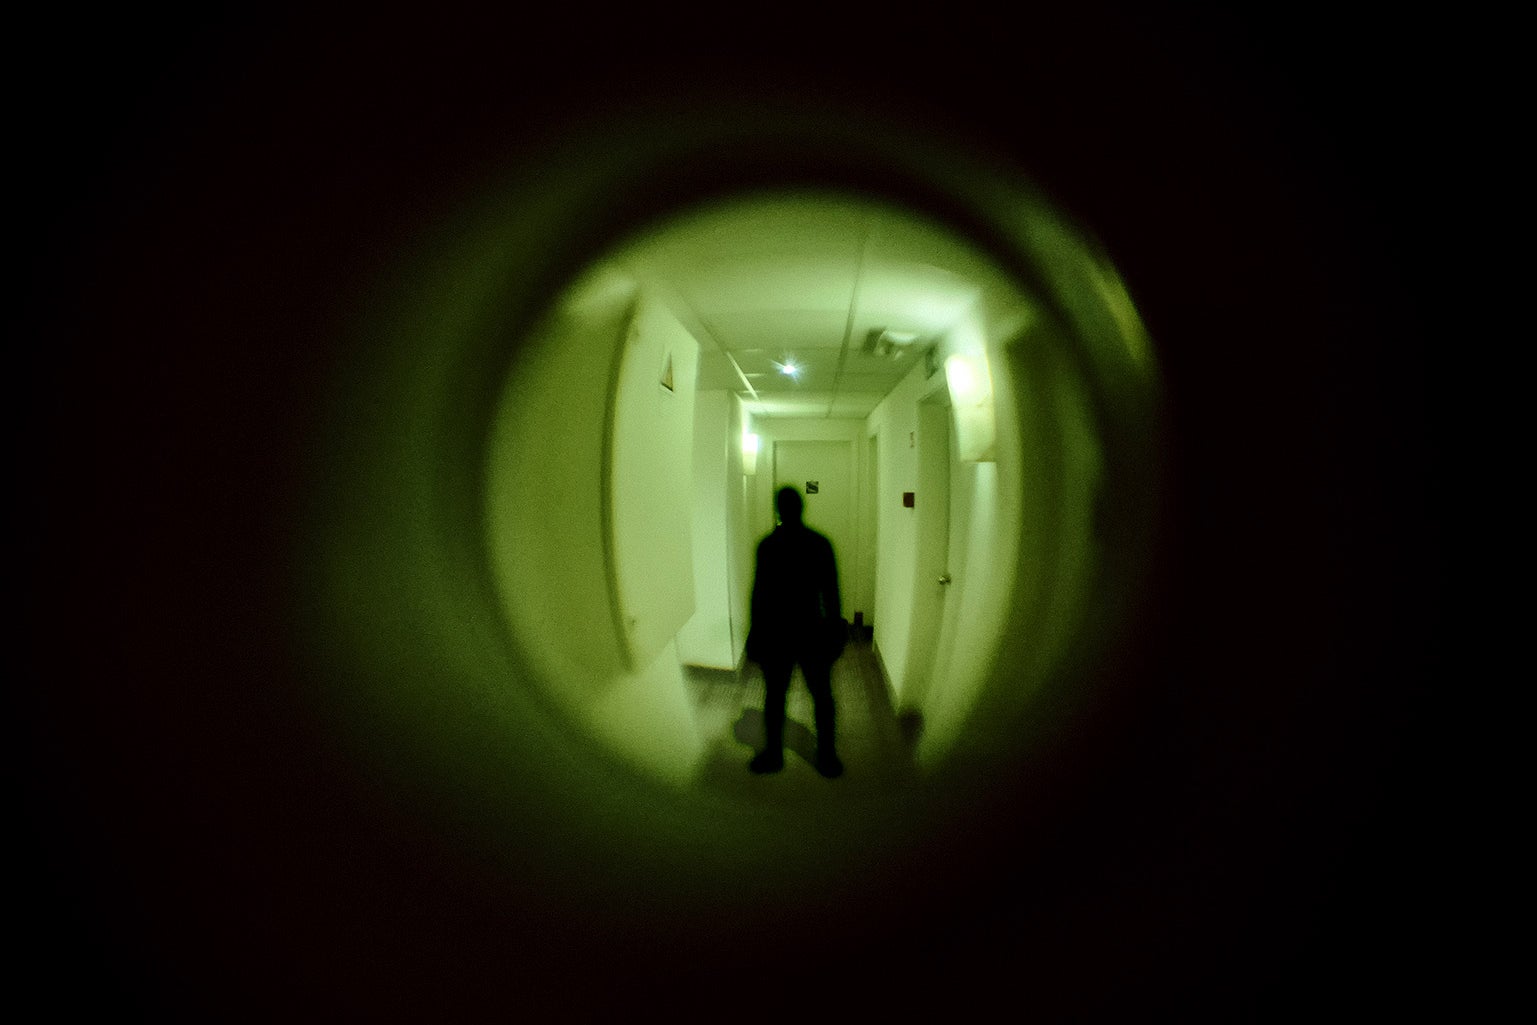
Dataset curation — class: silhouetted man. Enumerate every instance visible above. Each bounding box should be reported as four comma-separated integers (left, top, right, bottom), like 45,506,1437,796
746,486,844,778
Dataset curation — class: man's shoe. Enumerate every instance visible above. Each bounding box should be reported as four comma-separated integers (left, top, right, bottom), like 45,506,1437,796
749,750,784,774
815,751,844,779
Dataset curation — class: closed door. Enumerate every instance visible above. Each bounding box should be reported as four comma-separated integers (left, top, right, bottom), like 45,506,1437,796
864,432,879,631
907,395,951,707
772,440,855,611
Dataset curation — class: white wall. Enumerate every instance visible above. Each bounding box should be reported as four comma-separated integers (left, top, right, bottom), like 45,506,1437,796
982,319,1102,707
902,302,1024,765
898,311,1105,774
609,293,700,669
865,358,933,704
679,390,758,669
727,396,752,662
864,300,1045,768
677,391,730,667
487,268,634,682
918,408,1019,766
904,394,951,709
484,270,706,784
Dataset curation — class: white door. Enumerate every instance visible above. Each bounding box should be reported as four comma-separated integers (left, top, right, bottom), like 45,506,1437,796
905,393,951,708
772,440,855,613
864,432,879,633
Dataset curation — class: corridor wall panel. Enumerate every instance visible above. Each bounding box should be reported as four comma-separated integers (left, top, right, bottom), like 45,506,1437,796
865,357,932,703
609,295,701,670
486,276,706,782
728,396,752,664
486,269,637,684
678,390,734,668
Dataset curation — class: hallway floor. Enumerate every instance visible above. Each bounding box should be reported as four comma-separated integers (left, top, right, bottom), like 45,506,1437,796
683,638,919,802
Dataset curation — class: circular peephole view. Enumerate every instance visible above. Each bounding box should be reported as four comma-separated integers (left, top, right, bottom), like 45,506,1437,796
485,188,1160,796
26,12,1434,1018
286,100,1178,995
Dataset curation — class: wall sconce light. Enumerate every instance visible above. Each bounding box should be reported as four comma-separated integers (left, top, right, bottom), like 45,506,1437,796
742,432,760,475
945,352,997,461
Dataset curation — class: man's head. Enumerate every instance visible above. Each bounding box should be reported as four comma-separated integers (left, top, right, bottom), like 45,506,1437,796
775,486,803,525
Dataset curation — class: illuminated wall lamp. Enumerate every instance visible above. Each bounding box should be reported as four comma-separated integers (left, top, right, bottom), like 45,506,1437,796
944,353,997,462
742,432,760,475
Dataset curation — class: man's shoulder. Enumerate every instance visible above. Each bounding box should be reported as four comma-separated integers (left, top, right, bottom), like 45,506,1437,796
801,527,835,560
760,524,833,553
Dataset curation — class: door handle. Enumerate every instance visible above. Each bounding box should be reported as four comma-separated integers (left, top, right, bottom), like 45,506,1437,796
938,573,952,585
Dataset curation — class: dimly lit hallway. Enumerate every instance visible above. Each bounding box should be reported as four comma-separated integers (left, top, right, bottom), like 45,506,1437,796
20,8,1440,1019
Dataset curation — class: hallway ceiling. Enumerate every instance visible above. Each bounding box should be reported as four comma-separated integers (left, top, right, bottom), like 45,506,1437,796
615,194,1024,419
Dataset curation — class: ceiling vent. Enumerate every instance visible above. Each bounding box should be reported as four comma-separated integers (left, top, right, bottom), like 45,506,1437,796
863,327,920,359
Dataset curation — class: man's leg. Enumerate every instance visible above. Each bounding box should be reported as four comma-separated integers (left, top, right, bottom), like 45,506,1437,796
804,659,843,778
750,659,790,773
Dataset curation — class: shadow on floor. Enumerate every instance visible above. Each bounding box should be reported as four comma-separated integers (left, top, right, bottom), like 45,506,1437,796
685,640,918,797
731,709,818,768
